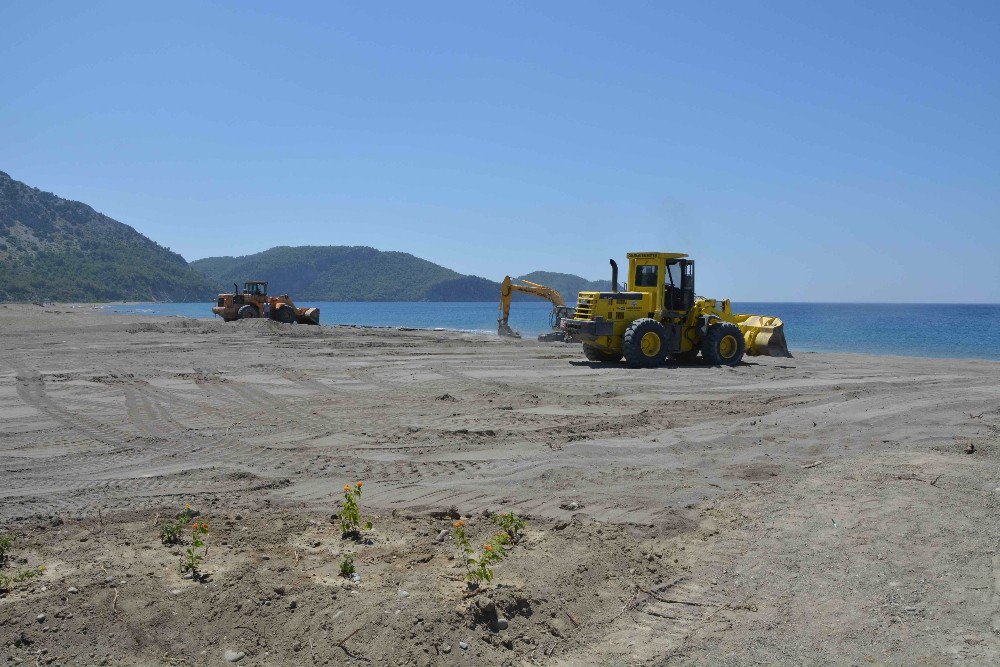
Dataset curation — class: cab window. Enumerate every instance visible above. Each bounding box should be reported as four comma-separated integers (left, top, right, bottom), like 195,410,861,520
634,265,658,287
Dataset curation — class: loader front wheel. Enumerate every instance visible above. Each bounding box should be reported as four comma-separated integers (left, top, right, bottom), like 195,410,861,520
701,322,745,366
622,318,669,368
237,305,259,320
274,305,296,324
583,345,622,363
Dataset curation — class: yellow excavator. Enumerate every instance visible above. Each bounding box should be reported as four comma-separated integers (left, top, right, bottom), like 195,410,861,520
498,276,575,341
561,252,790,367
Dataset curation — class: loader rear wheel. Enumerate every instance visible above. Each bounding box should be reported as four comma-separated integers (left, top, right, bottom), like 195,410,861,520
622,318,669,368
583,345,622,363
237,305,259,320
274,305,296,324
701,322,745,366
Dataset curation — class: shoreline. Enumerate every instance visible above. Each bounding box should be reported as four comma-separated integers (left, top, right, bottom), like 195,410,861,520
10,301,999,363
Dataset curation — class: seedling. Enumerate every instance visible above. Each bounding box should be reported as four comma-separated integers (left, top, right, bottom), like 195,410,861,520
0,533,44,591
0,566,44,590
493,512,527,544
452,520,473,574
180,521,209,578
160,504,196,545
338,482,372,538
339,554,356,578
453,519,514,586
0,533,13,566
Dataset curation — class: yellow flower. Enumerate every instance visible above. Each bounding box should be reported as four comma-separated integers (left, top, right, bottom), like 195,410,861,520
184,503,191,510
38,565,46,572
344,484,351,492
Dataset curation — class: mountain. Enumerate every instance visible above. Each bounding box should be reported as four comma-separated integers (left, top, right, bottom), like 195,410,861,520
191,246,607,302
191,245,499,301
515,271,610,304
0,171,218,302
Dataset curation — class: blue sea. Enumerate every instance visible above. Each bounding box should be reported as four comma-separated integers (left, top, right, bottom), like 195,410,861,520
97,301,1000,361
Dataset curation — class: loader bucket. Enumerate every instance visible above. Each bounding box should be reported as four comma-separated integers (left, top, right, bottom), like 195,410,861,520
296,307,321,325
733,314,791,357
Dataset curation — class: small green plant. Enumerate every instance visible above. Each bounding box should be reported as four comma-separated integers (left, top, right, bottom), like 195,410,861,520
160,504,196,545
339,482,372,538
0,566,45,590
0,533,14,566
452,513,530,587
493,512,527,543
180,521,209,577
468,534,510,585
452,520,473,573
339,554,356,578
453,519,512,586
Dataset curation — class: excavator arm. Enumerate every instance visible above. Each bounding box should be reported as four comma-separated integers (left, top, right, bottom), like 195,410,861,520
498,276,568,338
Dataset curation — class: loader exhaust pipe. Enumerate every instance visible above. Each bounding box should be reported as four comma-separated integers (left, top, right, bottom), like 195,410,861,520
610,260,618,292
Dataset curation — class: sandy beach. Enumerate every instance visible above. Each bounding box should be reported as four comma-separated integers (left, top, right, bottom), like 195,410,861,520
1,304,997,665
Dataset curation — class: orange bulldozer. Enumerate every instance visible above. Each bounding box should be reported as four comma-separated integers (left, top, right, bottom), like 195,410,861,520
212,281,320,325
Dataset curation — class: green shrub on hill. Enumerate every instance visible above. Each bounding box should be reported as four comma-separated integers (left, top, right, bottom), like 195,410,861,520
0,170,217,302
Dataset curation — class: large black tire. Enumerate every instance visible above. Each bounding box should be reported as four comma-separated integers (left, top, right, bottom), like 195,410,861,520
273,305,296,324
701,322,745,366
622,318,669,368
583,345,622,363
237,304,259,320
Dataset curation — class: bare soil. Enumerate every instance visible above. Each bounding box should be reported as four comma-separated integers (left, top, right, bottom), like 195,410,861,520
0,305,998,665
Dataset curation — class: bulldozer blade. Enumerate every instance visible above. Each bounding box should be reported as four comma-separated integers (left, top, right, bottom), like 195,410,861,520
296,307,321,325
734,314,792,357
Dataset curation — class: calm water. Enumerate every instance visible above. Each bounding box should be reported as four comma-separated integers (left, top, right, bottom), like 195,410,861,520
97,301,1000,361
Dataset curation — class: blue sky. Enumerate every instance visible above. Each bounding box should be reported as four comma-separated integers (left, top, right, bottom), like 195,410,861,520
2,1,998,301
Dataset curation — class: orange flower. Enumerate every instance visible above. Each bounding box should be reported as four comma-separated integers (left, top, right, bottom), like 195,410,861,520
344,484,351,493
202,523,209,531
453,520,464,528
192,522,200,530
484,544,494,552
356,481,363,487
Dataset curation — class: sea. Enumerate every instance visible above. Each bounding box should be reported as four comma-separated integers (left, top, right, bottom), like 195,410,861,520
96,301,1000,362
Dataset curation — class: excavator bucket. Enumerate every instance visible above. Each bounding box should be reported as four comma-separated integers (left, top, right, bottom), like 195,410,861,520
498,320,522,338
733,314,791,357
296,307,321,325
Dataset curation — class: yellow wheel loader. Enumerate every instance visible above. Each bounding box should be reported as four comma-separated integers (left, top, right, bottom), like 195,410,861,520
562,252,790,367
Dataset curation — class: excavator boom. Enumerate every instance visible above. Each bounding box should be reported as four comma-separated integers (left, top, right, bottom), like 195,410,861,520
497,276,569,339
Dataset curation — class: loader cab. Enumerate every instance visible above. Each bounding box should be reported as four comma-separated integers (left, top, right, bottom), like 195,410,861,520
626,252,694,314
244,281,268,297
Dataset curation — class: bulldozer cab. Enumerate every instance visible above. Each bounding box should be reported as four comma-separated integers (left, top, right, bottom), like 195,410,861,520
626,252,695,314
244,281,268,297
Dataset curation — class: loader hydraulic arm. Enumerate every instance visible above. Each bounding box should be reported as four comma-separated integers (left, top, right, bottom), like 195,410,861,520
498,276,566,338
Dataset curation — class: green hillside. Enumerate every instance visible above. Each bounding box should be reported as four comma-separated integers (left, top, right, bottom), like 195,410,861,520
0,170,218,302
515,271,610,304
191,246,494,301
190,246,606,302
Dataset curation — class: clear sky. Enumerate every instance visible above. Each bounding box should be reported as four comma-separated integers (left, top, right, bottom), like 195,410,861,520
2,1,998,302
